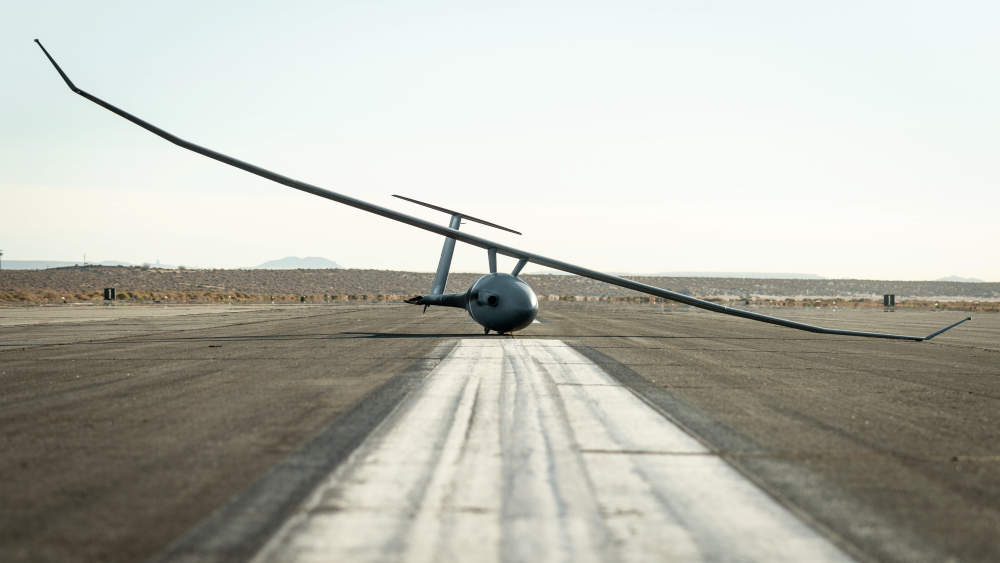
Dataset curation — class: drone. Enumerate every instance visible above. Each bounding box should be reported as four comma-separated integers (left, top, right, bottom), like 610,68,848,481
35,40,971,341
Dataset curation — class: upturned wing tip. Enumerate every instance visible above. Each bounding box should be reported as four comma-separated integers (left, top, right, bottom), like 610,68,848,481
34,39,79,93
921,316,973,341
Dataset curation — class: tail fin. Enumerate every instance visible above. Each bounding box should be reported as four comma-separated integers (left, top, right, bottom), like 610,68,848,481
430,213,462,295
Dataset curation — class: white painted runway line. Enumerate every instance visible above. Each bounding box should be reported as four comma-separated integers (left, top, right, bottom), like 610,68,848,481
252,339,855,563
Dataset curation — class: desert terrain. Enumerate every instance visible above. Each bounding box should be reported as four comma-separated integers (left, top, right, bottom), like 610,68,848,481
1,267,997,311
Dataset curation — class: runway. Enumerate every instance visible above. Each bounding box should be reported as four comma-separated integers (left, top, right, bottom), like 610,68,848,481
253,339,852,563
1,303,998,563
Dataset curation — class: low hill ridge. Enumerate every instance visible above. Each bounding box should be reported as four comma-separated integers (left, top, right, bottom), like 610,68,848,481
253,257,342,269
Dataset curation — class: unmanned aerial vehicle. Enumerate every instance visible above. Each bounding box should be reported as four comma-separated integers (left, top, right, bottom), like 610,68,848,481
35,40,971,340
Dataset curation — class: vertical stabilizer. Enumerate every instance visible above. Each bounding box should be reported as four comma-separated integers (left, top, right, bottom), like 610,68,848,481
430,214,462,295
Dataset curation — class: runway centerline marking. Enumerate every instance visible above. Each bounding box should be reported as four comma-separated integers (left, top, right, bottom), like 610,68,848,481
251,339,855,563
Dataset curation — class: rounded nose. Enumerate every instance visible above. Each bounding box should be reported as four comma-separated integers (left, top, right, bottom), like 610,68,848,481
466,273,538,332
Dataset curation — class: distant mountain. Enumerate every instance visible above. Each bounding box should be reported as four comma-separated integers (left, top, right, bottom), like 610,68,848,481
253,256,342,269
2,260,134,270
936,276,986,283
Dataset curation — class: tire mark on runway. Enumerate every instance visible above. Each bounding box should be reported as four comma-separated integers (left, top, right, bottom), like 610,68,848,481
251,340,859,563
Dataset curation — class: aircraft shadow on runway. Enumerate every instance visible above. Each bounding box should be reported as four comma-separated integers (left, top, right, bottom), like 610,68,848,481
88,332,845,344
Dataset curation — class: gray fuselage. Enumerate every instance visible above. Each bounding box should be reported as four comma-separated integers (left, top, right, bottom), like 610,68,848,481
465,273,538,333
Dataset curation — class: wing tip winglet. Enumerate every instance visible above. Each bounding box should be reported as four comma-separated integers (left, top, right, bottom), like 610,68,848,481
921,316,972,341
34,39,80,93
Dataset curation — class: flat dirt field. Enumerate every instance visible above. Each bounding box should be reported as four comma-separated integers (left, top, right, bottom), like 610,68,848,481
3,267,999,303
0,302,997,563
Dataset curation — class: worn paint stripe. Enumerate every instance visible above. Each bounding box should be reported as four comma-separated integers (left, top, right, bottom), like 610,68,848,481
251,339,855,563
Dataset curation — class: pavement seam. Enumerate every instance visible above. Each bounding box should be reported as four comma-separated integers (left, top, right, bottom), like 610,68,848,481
564,340,964,563
143,339,459,563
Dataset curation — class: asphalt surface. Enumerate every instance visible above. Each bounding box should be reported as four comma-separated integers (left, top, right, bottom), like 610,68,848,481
1,302,997,563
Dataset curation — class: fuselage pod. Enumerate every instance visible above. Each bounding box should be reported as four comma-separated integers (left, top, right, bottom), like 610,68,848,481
465,273,538,333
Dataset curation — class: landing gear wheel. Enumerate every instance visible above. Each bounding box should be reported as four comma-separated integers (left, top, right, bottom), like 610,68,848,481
484,328,490,335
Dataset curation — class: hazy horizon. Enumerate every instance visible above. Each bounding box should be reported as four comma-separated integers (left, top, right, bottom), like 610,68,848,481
1,258,993,283
4,2,998,281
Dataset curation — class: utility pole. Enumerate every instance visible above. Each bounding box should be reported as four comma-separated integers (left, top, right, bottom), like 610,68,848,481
0,249,4,270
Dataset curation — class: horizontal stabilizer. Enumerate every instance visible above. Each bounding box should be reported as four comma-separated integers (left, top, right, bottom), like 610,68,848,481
393,195,521,235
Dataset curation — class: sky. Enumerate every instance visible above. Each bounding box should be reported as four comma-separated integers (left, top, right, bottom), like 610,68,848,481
2,1,998,280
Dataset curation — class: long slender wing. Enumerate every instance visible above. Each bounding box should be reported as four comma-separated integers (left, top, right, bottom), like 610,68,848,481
35,40,972,342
